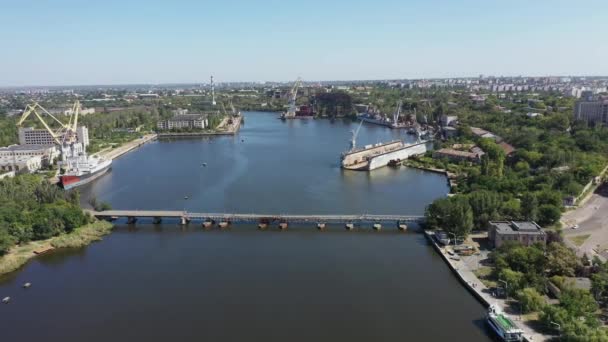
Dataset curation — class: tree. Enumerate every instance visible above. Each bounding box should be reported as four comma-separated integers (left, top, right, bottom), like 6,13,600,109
546,242,580,277
516,287,545,313
0,228,15,255
537,204,561,226
425,195,474,238
467,190,501,229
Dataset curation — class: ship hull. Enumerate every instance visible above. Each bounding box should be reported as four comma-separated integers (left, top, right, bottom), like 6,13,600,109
60,160,112,190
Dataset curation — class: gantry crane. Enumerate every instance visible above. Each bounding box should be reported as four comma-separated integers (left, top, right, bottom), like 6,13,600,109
17,101,83,158
280,78,301,119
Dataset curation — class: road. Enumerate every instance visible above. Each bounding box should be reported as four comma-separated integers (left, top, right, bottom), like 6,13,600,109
562,183,608,261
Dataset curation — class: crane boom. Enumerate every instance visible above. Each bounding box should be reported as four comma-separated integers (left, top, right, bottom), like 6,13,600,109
281,77,301,119
350,119,364,151
17,101,81,147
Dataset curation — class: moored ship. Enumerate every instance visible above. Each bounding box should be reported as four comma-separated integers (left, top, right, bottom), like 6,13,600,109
486,304,524,341
59,156,112,190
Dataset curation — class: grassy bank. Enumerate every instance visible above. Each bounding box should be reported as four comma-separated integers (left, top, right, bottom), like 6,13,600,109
0,220,113,276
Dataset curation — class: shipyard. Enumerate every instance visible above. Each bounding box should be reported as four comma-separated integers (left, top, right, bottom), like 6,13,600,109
1,1,608,340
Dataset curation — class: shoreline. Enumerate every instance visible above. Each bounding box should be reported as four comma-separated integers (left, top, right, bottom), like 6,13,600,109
0,220,114,277
96,133,158,161
424,231,548,342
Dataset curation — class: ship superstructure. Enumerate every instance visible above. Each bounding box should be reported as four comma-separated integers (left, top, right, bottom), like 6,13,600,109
17,101,112,189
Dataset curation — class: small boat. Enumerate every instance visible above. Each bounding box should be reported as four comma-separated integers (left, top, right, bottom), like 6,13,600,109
23,282,31,288
184,196,189,200
202,163,207,167
2,296,10,304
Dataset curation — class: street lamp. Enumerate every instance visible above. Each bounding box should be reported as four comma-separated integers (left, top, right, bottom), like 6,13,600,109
498,279,508,300
550,321,561,337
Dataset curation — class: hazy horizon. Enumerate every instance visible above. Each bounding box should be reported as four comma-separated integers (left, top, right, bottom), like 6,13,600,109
2,0,607,87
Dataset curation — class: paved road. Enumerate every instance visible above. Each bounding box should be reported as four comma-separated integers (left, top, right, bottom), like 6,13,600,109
562,183,608,260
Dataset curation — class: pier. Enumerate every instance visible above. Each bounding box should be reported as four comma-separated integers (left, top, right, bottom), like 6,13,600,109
90,210,424,228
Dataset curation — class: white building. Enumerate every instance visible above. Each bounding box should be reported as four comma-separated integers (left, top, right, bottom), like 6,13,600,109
0,144,57,173
18,126,90,147
64,107,95,116
157,114,209,130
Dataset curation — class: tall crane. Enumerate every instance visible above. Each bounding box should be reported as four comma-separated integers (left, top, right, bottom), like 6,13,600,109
17,100,85,160
350,119,364,151
17,100,82,148
281,77,301,119
392,100,402,126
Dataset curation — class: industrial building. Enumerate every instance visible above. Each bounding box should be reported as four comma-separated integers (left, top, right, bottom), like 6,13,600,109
157,114,209,130
574,97,608,125
18,126,89,147
488,221,546,248
0,144,58,173
433,148,483,164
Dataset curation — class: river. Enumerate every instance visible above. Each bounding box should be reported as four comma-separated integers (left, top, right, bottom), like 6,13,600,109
0,112,493,341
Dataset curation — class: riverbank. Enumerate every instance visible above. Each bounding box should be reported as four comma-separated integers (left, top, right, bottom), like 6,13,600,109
0,220,113,276
424,231,549,342
96,133,157,160
403,162,457,192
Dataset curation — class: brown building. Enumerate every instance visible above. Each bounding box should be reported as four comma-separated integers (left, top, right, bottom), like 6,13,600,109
488,221,546,248
433,148,483,164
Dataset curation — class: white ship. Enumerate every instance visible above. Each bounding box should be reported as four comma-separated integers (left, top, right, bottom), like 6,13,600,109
486,304,524,341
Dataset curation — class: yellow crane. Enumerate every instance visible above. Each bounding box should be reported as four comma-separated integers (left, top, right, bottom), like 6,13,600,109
17,100,81,146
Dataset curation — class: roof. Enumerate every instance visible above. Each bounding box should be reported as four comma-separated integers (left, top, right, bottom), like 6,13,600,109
498,141,515,155
169,114,207,121
0,144,56,152
490,221,545,235
435,148,480,159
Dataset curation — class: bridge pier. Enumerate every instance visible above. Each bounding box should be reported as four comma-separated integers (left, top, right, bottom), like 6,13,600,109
279,222,288,230
373,223,382,230
258,223,268,230
219,221,230,229
345,223,354,230
127,216,137,224
180,216,190,225
153,217,162,224
398,222,408,231
317,222,326,230
202,219,213,228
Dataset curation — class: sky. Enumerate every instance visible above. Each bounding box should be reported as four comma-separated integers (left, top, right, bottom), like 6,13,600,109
1,0,607,86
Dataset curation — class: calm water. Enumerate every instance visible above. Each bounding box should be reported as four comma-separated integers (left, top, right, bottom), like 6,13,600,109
0,112,493,341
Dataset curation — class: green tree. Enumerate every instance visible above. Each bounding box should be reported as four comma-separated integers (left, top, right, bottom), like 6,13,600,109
546,242,580,277
537,204,561,226
516,287,545,313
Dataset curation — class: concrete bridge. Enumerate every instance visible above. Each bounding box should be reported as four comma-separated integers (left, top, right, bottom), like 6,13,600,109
90,210,425,230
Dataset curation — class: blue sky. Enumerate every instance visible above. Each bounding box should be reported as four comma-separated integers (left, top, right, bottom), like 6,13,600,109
1,0,607,86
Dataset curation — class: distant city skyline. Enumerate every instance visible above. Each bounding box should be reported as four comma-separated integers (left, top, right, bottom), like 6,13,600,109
1,0,607,87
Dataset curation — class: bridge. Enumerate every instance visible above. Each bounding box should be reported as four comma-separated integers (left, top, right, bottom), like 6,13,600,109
90,210,425,230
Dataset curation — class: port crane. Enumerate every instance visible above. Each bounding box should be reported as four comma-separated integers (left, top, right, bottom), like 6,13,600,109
392,100,402,126
281,77,301,119
350,119,364,151
17,101,82,149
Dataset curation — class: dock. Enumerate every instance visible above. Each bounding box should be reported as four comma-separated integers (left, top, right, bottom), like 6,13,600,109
90,210,424,227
